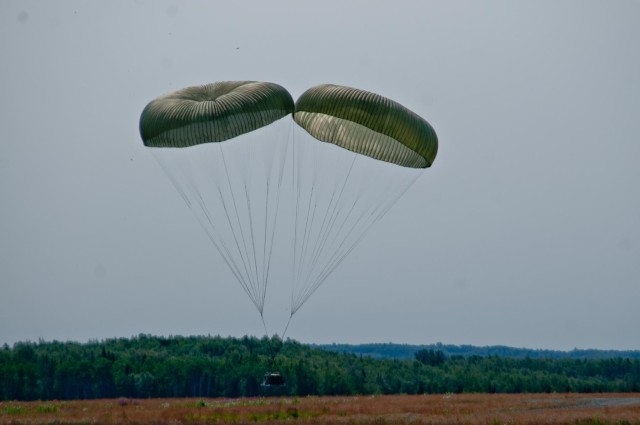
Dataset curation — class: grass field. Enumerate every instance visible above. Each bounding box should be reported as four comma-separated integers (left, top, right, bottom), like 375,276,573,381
1,394,639,425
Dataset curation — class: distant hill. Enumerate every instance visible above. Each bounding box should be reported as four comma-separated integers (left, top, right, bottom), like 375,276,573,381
314,342,640,360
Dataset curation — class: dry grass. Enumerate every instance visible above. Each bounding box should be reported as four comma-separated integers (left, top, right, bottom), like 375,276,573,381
1,394,639,425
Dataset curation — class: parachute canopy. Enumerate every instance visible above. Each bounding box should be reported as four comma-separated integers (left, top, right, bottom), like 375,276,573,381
140,81,294,148
294,84,438,168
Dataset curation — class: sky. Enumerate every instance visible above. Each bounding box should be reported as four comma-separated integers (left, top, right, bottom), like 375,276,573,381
1,1,639,351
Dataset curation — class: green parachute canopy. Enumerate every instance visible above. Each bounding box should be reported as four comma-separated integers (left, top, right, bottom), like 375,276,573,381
140,81,294,148
293,84,438,168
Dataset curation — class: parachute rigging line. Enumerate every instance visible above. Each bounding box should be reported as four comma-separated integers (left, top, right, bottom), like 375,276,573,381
300,168,423,310
286,128,426,324
262,121,291,316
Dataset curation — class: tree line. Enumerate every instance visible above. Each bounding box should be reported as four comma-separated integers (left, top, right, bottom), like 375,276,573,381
318,342,640,360
1,335,639,400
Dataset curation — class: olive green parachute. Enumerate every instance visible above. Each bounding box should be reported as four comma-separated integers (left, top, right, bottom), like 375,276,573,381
139,80,295,334
140,80,439,338
140,81,294,148
293,84,437,168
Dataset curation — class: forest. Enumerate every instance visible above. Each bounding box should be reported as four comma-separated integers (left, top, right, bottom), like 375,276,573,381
318,342,640,360
1,335,639,400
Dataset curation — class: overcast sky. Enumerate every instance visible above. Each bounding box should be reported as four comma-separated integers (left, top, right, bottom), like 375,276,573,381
1,1,639,351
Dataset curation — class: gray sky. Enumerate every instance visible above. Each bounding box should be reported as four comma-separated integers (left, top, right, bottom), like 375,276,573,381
1,0,639,351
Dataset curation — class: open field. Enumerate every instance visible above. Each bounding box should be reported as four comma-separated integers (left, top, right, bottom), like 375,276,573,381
1,394,640,425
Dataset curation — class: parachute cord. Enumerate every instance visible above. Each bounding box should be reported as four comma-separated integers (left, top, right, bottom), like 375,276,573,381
261,312,269,338
244,180,261,302
150,151,193,209
298,134,326,285
292,130,302,309
219,144,262,311
281,312,294,341
311,186,398,295
293,170,423,314
261,177,270,308
299,208,378,310
296,187,314,284
293,201,376,314
293,196,360,311
153,149,268,311
215,183,260,305
300,154,357,289
377,170,424,222
297,190,319,284
294,131,322,296
263,131,290,309
194,191,250,290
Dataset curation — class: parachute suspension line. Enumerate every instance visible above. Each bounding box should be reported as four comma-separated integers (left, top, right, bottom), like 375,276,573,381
260,129,275,310
291,152,363,314
311,196,372,286
150,152,193,209
292,200,349,311
152,149,261,311
297,189,340,293
297,185,319,285
299,154,357,291
291,130,305,314
291,130,307,310
376,169,424,224
218,143,263,314
213,182,261,310
241,132,261,305
279,124,298,332
261,312,269,338
243,180,262,308
262,123,292,313
291,124,299,314
295,145,315,286
291,195,362,315
314,169,424,287
192,190,255,307
281,312,294,341
299,168,424,312
302,201,379,307
294,142,319,306
153,151,247,291
261,173,271,309
294,135,326,295
290,154,424,316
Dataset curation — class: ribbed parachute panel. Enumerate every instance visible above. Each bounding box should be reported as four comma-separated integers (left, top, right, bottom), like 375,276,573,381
294,112,427,168
140,81,294,148
294,84,437,168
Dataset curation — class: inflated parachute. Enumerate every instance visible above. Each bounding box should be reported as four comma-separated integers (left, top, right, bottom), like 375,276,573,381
285,84,437,333
294,84,437,168
140,81,294,147
140,81,294,333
